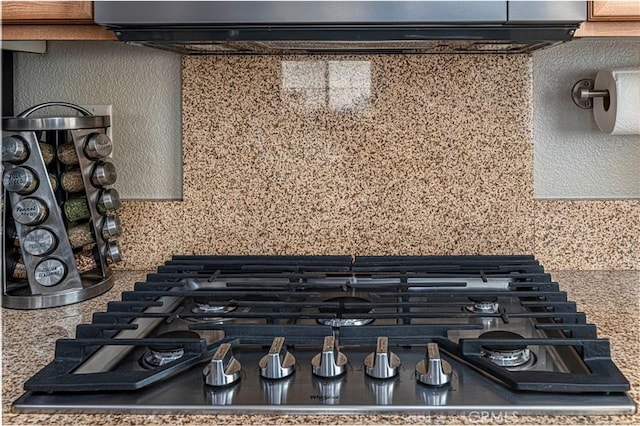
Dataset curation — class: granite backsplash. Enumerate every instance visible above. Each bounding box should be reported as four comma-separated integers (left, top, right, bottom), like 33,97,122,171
114,54,639,271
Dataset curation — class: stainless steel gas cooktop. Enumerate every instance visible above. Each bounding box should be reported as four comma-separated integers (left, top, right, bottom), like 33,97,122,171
13,255,637,415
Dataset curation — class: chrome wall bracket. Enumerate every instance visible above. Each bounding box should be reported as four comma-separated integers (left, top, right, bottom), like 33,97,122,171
571,79,610,109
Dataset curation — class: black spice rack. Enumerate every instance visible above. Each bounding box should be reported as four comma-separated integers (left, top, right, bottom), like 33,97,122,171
2,102,122,309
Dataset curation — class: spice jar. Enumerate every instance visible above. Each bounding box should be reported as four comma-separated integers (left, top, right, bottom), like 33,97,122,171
61,169,85,193
74,241,121,273
101,215,122,240
8,256,28,280
97,188,121,213
34,258,67,287
48,173,58,191
10,229,21,247
22,227,58,256
63,196,90,222
74,249,99,273
105,240,122,263
67,223,95,248
2,135,29,163
64,193,119,222
13,197,48,225
9,252,68,285
84,133,112,159
39,142,55,165
3,166,38,194
91,161,117,187
56,133,113,165
57,142,79,165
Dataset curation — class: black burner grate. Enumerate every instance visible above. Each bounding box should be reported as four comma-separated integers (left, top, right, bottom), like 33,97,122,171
22,255,630,395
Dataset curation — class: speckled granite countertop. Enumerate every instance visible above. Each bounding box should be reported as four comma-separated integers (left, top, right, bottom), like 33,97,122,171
3,270,638,425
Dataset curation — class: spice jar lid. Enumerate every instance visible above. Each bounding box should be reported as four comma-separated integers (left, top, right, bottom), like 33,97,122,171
105,240,122,263
91,161,117,187
23,227,57,256
34,258,67,287
84,133,113,160
3,167,37,194
99,188,121,211
13,197,48,225
102,215,122,239
2,135,28,163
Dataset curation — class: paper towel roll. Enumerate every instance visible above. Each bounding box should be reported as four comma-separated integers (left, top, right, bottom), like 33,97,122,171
593,68,640,135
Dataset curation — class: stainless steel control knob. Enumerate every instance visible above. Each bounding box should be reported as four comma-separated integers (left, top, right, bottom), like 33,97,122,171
259,337,296,380
364,337,400,380
415,343,452,386
312,336,347,378
204,343,241,387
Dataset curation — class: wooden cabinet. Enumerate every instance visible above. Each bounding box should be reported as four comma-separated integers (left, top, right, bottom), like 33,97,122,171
575,1,640,37
589,1,640,20
2,1,93,24
2,1,116,40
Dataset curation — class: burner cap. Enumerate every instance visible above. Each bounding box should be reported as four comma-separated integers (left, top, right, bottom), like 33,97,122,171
141,331,200,369
149,330,200,352
193,296,237,314
469,296,499,304
479,331,535,369
479,331,526,351
467,296,500,314
317,296,374,327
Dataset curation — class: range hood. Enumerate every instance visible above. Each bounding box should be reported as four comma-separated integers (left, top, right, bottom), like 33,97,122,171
94,1,586,55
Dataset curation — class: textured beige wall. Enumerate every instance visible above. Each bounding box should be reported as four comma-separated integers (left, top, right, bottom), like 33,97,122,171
533,39,640,198
14,41,183,200
115,54,639,271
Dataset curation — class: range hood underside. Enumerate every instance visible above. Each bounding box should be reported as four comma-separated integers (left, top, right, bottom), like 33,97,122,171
97,1,585,55
114,26,577,55
131,40,557,55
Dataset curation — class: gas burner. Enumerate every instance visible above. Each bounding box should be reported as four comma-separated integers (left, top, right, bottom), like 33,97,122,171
192,296,237,315
179,295,238,324
140,331,200,369
466,296,500,314
479,331,536,370
317,297,374,327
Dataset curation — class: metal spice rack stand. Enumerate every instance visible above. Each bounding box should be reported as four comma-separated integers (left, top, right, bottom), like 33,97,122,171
2,102,120,309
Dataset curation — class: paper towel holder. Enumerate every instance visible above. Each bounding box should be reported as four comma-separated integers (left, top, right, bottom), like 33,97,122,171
571,79,610,109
